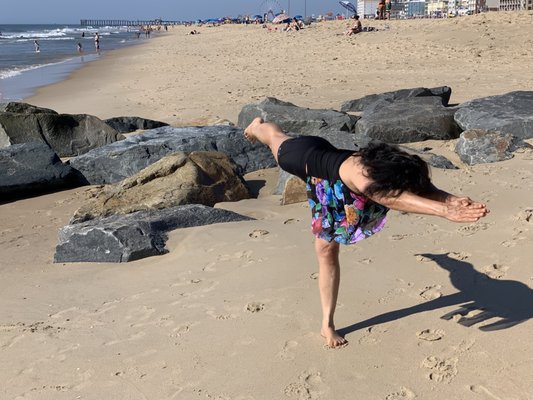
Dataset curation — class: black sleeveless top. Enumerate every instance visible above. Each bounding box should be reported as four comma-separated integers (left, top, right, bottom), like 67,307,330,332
277,136,355,182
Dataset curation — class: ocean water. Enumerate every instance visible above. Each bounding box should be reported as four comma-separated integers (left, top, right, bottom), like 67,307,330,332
0,24,144,101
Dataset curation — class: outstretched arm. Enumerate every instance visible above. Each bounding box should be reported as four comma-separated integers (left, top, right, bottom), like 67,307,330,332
371,188,489,223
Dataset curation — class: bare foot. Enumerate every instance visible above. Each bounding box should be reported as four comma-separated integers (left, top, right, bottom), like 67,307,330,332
321,326,348,349
244,117,263,144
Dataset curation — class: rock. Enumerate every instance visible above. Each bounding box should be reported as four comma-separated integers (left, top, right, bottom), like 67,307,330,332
54,205,254,263
104,116,169,133
280,175,307,205
0,111,124,157
354,97,462,144
455,129,527,165
399,146,458,170
454,91,533,139
70,151,250,223
341,86,452,112
68,125,276,185
0,102,57,114
0,141,78,196
237,97,359,135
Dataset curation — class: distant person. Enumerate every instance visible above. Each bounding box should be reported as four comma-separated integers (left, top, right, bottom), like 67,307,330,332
77,42,83,53
34,40,40,52
385,0,392,19
344,15,362,35
94,32,100,50
81,31,85,38
377,0,386,19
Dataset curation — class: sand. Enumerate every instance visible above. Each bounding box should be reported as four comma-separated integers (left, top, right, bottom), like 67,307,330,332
2,12,533,400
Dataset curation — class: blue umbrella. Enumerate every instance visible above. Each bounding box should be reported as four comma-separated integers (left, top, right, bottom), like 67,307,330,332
294,15,304,20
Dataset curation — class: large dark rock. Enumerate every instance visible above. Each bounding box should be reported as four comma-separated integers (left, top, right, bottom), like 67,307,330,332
237,97,359,135
341,86,452,113
104,116,169,133
354,97,462,144
54,205,254,263
455,129,528,165
0,141,77,196
68,125,277,185
0,102,57,114
0,111,124,157
454,91,533,139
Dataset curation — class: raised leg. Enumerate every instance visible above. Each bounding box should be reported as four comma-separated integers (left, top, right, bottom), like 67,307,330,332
315,237,347,348
244,117,291,163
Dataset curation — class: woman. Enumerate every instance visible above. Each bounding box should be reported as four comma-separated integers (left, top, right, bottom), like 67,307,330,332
244,118,489,348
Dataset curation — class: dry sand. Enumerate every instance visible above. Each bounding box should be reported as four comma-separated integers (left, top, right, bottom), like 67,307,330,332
2,12,533,400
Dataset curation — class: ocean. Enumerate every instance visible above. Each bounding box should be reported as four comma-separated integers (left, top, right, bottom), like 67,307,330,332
0,24,144,102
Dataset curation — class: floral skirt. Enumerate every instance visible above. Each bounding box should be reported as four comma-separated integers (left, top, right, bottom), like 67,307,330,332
306,177,388,244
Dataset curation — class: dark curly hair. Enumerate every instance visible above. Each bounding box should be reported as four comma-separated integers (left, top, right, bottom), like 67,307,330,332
358,142,431,198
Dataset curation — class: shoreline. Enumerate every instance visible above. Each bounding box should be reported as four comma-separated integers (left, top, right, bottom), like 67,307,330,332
0,26,154,102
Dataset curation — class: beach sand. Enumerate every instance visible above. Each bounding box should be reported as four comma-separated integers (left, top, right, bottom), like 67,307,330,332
2,12,533,399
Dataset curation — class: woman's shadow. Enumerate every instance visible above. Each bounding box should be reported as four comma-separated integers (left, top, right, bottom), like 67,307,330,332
338,253,533,337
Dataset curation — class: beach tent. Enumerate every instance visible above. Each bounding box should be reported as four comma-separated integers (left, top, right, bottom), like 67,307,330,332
339,1,358,15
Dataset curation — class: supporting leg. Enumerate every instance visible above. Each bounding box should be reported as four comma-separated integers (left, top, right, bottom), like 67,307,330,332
315,237,347,348
244,117,291,163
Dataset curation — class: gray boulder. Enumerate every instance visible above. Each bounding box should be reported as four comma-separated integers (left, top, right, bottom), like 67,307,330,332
237,97,359,135
0,102,57,114
104,116,168,133
341,86,452,113
68,125,277,185
399,146,458,170
54,205,254,263
354,97,462,144
455,129,528,165
454,91,533,139
0,112,124,157
0,141,77,196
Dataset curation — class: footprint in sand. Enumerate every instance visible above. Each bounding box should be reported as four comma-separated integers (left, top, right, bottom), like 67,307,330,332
448,251,471,260
245,302,264,313
278,340,299,360
309,272,319,280
515,208,533,223
385,387,416,400
457,222,491,236
249,229,269,238
284,370,328,399
421,356,458,383
483,264,509,279
419,285,442,300
359,325,387,345
416,329,445,341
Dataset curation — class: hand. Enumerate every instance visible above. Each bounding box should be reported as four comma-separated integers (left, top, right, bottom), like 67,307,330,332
444,200,489,222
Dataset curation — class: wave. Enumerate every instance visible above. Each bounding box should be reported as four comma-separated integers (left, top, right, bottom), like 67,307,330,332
0,59,71,80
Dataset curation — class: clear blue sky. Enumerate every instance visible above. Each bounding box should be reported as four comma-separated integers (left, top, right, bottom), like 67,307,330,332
0,0,349,24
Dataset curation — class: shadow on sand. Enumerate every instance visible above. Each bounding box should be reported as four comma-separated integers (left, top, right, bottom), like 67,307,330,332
338,253,533,338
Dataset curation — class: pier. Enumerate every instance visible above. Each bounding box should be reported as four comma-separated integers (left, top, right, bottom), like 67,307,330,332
80,19,180,27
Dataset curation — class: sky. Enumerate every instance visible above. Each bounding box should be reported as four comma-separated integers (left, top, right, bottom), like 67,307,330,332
0,0,349,24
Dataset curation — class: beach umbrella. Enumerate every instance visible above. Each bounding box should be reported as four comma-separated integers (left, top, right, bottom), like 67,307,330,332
294,15,304,20
272,13,290,23
339,1,358,15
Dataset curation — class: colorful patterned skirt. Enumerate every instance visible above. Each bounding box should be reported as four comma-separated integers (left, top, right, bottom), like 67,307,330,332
306,177,389,244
